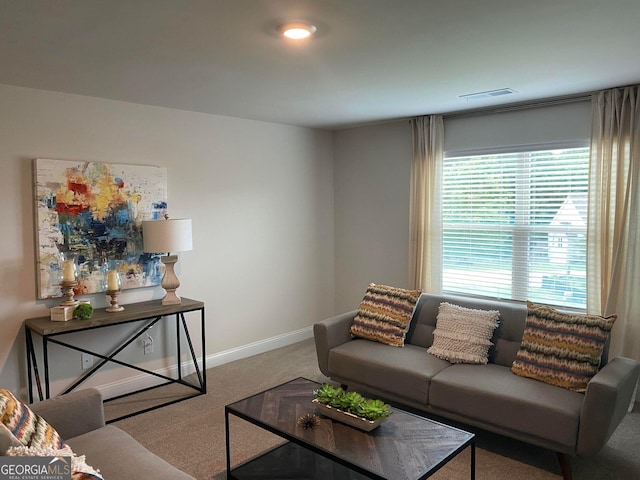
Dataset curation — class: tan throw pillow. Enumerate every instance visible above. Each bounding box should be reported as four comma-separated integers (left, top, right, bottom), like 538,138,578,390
427,302,500,364
511,301,616,392
350,283,422,347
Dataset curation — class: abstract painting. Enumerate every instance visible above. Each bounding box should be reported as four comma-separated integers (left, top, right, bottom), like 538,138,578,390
34,158,168,299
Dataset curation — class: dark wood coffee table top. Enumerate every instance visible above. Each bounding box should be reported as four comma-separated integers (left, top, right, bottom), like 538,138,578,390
225,377,475,480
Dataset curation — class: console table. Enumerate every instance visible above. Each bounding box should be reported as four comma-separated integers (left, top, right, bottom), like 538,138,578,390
25,297,205,422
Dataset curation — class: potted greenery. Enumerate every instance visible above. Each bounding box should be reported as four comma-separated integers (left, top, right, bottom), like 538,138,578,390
312,383,392,431
73,303,94,320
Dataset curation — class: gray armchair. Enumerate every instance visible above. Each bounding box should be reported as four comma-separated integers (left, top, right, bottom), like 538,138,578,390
31,388,194,480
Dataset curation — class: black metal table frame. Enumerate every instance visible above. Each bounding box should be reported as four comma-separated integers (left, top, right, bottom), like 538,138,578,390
25,303,206,423
224,377,476,480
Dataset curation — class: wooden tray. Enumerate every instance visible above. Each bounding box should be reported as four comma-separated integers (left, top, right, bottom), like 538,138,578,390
312,399,386,432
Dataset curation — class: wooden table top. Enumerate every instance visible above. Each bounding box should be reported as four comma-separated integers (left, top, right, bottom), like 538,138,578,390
25,297,204,336
226,377,474,480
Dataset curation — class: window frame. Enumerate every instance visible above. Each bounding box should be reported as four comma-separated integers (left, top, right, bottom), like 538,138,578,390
441,142,590,309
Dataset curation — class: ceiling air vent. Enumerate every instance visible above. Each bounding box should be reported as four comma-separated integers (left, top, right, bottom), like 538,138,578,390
459,88,517,100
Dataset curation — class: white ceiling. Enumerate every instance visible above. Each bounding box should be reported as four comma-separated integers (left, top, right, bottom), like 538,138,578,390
2,0,639,130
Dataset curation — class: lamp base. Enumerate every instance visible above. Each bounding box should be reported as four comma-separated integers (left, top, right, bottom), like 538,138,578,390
161,255,182,305
162,291,182,306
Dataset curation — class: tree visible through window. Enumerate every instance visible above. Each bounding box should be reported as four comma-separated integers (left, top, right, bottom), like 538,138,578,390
442,147,589,308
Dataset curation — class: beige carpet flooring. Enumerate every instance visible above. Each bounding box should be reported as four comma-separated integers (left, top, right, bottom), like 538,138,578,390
111,339,640,480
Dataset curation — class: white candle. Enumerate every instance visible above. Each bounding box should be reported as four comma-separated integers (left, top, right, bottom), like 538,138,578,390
107,270,120,291
62,260,76,282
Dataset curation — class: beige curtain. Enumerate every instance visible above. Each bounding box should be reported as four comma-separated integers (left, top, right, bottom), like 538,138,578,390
409,115,444,292
587,86,640,361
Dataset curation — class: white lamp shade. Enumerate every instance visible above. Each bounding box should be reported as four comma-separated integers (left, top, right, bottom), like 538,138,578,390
142,218,193,254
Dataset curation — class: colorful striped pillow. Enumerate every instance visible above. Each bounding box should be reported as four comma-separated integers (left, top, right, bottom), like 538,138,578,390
511,302,616,392
350,283,422,347
0,388,65,449
1,389,104,480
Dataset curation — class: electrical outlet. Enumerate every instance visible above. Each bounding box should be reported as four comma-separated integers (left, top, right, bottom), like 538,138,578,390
81,353,93,370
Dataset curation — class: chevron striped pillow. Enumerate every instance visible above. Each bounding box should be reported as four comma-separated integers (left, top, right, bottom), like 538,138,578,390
350,283,422,347
1,389,104,479
0,388,65,449
511,302,616,392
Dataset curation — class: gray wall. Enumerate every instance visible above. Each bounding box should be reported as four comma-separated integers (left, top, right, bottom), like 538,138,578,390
333,121,413,312
0,84,335,397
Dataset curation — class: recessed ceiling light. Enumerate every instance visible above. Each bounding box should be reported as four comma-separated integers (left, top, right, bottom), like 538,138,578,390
279,22,317,40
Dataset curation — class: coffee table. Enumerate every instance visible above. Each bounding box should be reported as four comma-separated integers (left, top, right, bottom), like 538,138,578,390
225,377,475,479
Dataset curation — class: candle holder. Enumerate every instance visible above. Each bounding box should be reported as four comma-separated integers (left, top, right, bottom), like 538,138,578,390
60,280,80,306
59,251,79,306
105,289,124,312
104,261,124,312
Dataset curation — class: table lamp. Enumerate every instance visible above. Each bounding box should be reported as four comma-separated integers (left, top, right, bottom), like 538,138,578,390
142,216,193,305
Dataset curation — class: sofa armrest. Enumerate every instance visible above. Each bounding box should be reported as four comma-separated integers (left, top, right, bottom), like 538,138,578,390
577,357,640,455
30,388,105,440
313,310,357,377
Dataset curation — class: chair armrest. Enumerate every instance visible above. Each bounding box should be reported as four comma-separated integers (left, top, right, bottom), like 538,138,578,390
30,388,105,440
313,310,356,377
577,357,640,455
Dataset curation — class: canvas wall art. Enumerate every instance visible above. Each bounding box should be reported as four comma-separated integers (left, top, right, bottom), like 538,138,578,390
34,158,168,299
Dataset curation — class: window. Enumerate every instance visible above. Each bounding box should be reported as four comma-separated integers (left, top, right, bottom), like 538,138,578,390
442,147,589,309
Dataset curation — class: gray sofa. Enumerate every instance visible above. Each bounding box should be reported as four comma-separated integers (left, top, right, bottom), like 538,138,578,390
30,388,194,480
314,293,640,479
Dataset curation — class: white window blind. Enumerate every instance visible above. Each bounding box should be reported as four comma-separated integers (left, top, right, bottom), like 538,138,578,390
442,147,589,309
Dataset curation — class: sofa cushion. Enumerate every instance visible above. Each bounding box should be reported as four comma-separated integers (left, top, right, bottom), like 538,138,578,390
429,363,584,449
511,301,616,392
406,294,527,368
0,388,65,449
29,388,106,441
66,425,194,480
329,339,450,404
427,302,499,364
0,423,21,454
350,283,421,347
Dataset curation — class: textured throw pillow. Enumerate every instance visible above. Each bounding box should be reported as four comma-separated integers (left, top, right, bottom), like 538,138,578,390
511,301,616,392
427,302,500,364
0,388,65,449
350,283,422,347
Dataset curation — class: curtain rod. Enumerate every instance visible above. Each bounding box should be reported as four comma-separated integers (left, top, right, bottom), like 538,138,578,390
443,92,592,120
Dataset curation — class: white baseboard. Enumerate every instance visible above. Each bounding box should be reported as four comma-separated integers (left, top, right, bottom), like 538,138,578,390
96,326,314,400
205,326,313,368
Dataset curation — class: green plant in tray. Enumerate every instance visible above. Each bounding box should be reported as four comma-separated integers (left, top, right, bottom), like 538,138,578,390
313,383,391,421
356,398,392,421
338,391,364,411
313,383,343,407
